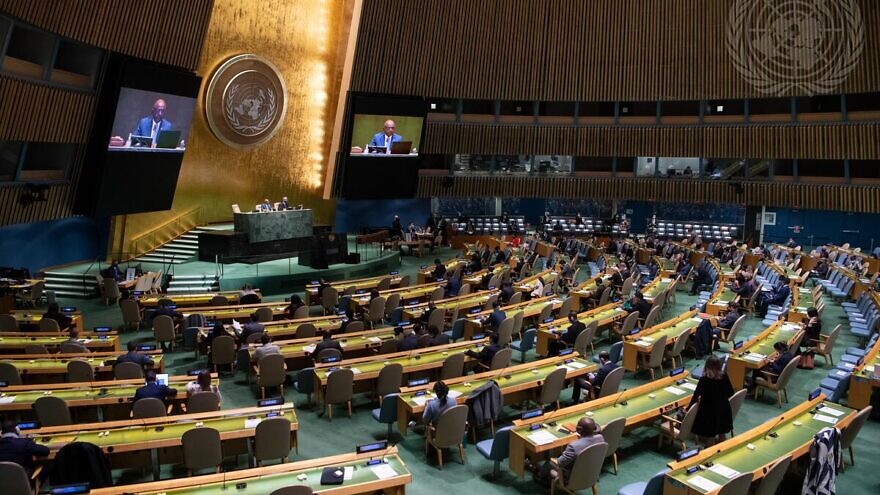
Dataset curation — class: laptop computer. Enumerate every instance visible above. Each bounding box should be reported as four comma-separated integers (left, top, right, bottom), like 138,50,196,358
390,141,413,154
130,134,152,147
156,130,182,149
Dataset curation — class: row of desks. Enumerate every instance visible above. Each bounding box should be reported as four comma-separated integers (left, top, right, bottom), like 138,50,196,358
137,290,256,309
0,331,120,353
304,274,405,305
6,309,84,332
848,330,880,409
1,350,164,382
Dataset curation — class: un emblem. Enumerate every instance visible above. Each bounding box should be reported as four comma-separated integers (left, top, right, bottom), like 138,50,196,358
726,0,864,96
205,54,287,148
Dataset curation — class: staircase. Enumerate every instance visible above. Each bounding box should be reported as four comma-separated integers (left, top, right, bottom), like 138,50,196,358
132,226,217,264
167,273,220,294
42,270,99,299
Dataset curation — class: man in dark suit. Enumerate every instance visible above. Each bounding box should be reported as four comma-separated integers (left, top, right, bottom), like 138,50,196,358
134,371,178,402
0,420,50,476
313,329,343,361
116,341,155,368
396,327,420,352
368,120,403,152
756,276,791,318
549,311,585,356
749,341,794,388
541,417,605,482
278,196,290,210
571,351,618,403
466,332,502,369
238,313,264,346
131,99,172,147
485,301,506,332
431,259,447,280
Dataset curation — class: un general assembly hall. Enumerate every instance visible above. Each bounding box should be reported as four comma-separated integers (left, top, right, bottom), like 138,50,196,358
2,1,880,494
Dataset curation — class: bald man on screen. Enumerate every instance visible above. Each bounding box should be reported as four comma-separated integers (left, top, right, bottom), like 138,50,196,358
368,119,403,153
133,99,172,147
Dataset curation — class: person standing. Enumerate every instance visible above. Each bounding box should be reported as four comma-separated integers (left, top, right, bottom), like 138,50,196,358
690,356,735,444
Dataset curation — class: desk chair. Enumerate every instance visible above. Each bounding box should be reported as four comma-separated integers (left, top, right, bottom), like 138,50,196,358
294,367,314,406
812,324,841,367
595,341,623,366
497,317,515,346
25,344,49,354
440,353,465,379
17,281,44,308
39,318,60,332
399,274,411,287
717,472,753,495
316,348,342,362
114,361,144,379
510,328,536,362
430,286,445,302
256,354,286,399
384,294,401,319
33,396,72,426
367,296,386,329
321,287,338,315
754,456,791,495
377,277,392,291
426,404,468,469
508,291,523,305
0,461,37,495
538,303,554,322
427,308,446,331
602,416,627,475
616,469,667,495
613,312,639,342
0,314,17,331
372,393,399,439
643,306,662,329
754,355,800,407
60,342,89,353
153,315,176,352
715,315,746,353
293,305,310,319
132,398,167,419
0,362,22,385
295,323,317,338
532,367,567,410
376,363,403,404
728,388,748,435
209,295,229,306
211,335,236,374
186,391,220,413
840,406,872,470
638,335,667,380
255,307,273,323
323,368,354,421
254,417,294,465
482,347,512,371
103,279,120,306
67,359,94,382
476,425,513,477
664,327,691,369
658,402,698,452
595,366,625,399
183,427,222,475
550,441,608,495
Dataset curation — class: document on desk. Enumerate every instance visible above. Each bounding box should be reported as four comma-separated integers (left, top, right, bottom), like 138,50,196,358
708,463,740,479
634,340,652,347
368,337,382,344
0,396,15,405
244,418,262,428
302,344,316,354
813,414,837,424
564,361,588,370
448,390,463,400
743,353,765,362
411,395,429,406
679,382,698,391
371,463,398,479
816,406,845,417
688,475,721,492
344,466,354,480
528,429,558,445
663,386,687,396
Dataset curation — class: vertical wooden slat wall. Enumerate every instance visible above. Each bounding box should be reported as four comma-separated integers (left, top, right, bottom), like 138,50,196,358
0,1,214,227
351,0,880,101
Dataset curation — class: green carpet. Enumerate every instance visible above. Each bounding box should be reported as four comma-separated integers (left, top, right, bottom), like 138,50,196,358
53,250,880,494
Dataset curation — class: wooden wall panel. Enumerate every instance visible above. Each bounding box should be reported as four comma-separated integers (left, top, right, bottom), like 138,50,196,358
351,0,880,101
0,0,214,70
419,175,880,213
0,76,95,142
422,122,880,160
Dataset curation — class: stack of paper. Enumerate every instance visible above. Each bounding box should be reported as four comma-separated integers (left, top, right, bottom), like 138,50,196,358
663,386,687,396
528,429,558,445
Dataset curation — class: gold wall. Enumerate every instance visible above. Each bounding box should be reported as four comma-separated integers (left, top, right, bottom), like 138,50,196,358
116,0,354,251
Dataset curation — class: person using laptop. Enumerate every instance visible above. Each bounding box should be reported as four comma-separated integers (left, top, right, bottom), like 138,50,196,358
367,119,403,154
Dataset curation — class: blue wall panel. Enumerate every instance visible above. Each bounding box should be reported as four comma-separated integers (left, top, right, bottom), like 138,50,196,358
333,199,432,234
762,208,880,252
0,216,110,273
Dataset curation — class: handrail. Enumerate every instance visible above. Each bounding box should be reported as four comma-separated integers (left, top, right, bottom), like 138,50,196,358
126,206,203,261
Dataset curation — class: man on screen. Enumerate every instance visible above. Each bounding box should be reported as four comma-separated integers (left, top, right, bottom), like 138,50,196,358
368,119,403,153
133,99,172,147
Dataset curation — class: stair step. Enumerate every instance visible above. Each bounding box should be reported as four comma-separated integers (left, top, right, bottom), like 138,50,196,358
171,274,217,281
45,281,96,290
154,247,196,255
167,287,218,293
52,291,96,298
44,272,99,281
171,238,199,245
136,256,188,264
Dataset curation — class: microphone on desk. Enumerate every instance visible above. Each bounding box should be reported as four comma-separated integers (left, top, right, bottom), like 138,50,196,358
763,414,786,440
610,388,628,407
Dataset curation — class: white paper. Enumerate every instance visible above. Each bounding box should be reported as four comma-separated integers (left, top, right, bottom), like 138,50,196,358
679,382,698,391
349,367,361,375
411,396,428,406
528,429,558,445
448,390,463,400
368,337,382,344
688,475,721,492
817,406,845,417
370,463,398,480
244,418,262,428
231,320,242,331
812,414,837,424
343,466,354,480
743,353,765,362
302,344,316,354
565,361,587,369
663,386,687,396
634,340,652,347
708,463,740,479
0,396,15,405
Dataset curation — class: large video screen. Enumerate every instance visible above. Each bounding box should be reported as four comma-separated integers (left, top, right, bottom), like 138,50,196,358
338,93,426,199
107,88,196,152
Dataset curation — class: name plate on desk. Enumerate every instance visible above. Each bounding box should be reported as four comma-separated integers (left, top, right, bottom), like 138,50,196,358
234,209,314,243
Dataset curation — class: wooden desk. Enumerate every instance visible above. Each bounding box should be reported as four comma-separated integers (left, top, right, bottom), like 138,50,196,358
119,271,160,290
705,287,739,316
508,371,696,477
311,340,484,403
462,295,564,340
305,274,404,305
461,263,508,288
181,302,289,323
1,350,164,382
787,286,821,323
534,240,556,258
622,311,702,372
395,354,596,435
9,309,83,332
138,291,254,308
401,290,497,322
725,321,803,390
655,256,678,278
642,277,674,304
516,269,560,295
417,258,466,285
347,282,444,312
847,334,880,409
34,404,297,481
663,396,855,494
535,303,626,357
89,447,411,495
0,331,119,353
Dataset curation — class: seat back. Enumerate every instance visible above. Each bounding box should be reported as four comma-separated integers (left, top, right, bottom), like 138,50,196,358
558,297,574,317
255,417,292,462
517,328,537,351
0,314,17,331
104,278,121,299
0,461,32,495
384,293,401,317
717,472,754,495
209,295,229,306
187,391,221,413
458,283,471,296
295,323,317,338
598,366,625,398
39,318,61,332
431,404,469,449
211,335,236,366
377,277,392,291
316,348,342,362
754,456,791,495
114,361,144,379
153,315,175,343
376,393,400,423
257,354,286,388
643,306,662,328
295,367,315,395
269,486,313,495
33,396,72,426
293,305,310,319
512,310,525,336
183,427,222,471
538,303,553,322
132,397,167,418
59,342,88,353
398,274,411,287
325,368,354,404
598,286,612,306
678,402,699,441
489,348,512,370
668,327,691,359
607,341,623,364
497,317,514,346
574,321,597,357
427,308,446,331
346,321,365,333
67,359,94,382
620,311,639,335
254,307,273,323
538,367,567,406
601,417,627,458
488,425,513,460
368,296,386,323
0,362,22,386
645,335,668,370
508,291,522,304
321,287,339,311
841,405,872,451
726,315,746,342
25,344,49,354
431,286,445,302
822,324,841,355
376,363,403,397
728,388,748,422
440,353,465,379
564,442,608,491
774,355,801,390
